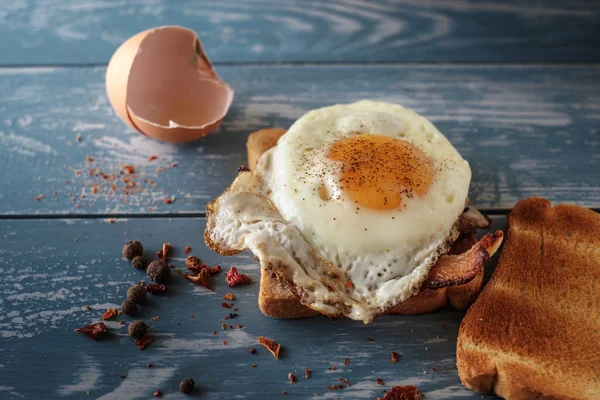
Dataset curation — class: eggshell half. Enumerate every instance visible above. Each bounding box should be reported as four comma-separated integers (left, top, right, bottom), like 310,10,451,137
105,26,234,143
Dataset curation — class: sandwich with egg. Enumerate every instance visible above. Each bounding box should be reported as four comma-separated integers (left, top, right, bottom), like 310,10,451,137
205,101,502,323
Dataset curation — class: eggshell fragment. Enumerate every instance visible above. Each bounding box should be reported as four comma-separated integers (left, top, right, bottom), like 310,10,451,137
105,26,234,143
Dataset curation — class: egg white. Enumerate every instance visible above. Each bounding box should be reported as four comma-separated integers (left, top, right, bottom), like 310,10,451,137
257,100,471,311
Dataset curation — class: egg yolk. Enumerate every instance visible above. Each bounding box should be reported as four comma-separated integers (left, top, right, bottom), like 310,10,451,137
327,134,435,210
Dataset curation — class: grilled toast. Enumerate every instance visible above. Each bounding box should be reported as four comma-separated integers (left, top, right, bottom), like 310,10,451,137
241,128,501,318
457,197,600,399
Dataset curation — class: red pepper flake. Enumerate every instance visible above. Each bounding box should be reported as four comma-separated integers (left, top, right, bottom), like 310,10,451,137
228,313,238,319
232,307,239,311
325,386,334,391
101,308,117,320
249,348,256,354
225,266,251,287
75,322,108,341
151,316,159,321
251,364,257,368
147,363,152,368
183,268,212,290
345,280,353,289
183,246,192,254
237,324,243,329
376,378,385,385
224,293,235,301
391,351,400,363
146,284,166,294
338,384,344,390
190,314,195,318
305,368,312,379
282,390,287,395
366,337,373,342
344,357,349,365
84,305,91,311
380,385,419,400
344,378,351,387
258,336,281,359
119,374,126,379
288,373,297,384
156,243,170,262
212,331,217,335
222,324,227,330
122,165,135,175
119,321,125,325
147,155,158,162
229,325,234,329
328,366,337,371
221,302,230,309
153,390,162,397
222,340,227,346
136,336,151,350
187,263,222,276
186,256,200,267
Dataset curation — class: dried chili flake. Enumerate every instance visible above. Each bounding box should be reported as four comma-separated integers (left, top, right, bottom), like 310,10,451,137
222,324,227,330
238,166,250,172
328,366,337,371
84,305,91,311
147,155,158,162
325,386,334,391
146,284,166,294
183,268,212,290
237,324,243,329
187,262,221,276
232,307,239,311
225,266,251,287
122,165,135,174
101,308,117,320
184,246,192,254
366,337,373,342
186,256,200,267
147,363,152,368
153,390,162,397
249,348,256,354
75,322,108,341
229,325,234,329
228,313,238,319
212,331,217,335
344,280,353,289
288,373,297,384
381,385,419,400
222,340,227,346
305,368,312,379
251,364,257,368
136,336,151,350
338,384,344,390
258,336,281,359
156,243,170,262
119,374,126,379
344,357,349,365
376,378,385,385
221,302,230,309
224,293,235,301
343,378,351,387
391,351,400,363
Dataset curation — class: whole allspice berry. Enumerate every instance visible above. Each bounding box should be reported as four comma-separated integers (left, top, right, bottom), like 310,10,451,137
179,378,195,394
131,256,147,270
121,300,137,316
147,260,171,283
122,241,143,260
128,320,148,339
127,283,147,303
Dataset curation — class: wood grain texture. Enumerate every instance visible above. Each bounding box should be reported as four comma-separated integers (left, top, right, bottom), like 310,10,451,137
1,65,599,215
0,0,599,65
0,216,505,399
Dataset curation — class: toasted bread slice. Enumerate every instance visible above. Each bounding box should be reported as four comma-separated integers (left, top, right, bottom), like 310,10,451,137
457,197,600,399
245,127,497,317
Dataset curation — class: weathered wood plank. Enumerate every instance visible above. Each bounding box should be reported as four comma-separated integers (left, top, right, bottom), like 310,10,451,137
0,0,598,65
1,65,599,215
0,217,505,399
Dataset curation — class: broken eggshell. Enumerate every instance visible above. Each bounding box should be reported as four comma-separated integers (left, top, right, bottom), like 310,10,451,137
105,26,234,143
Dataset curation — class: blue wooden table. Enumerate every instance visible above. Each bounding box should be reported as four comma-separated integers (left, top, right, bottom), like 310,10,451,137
1,1,598,399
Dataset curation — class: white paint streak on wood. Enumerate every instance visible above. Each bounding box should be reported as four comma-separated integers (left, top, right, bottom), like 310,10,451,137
96,367,176,400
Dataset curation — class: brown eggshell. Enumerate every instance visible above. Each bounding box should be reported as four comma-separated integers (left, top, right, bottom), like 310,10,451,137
105,26,234,143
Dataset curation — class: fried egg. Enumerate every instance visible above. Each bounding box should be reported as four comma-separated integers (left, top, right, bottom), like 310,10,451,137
207,100,471,322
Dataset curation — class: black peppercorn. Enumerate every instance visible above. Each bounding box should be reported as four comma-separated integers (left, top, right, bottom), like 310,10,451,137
127,320,148,339
179,378,195,394
127,283,146,303
122,241,143,260
121,300,137,316
147,260,171,283
131,256,147,270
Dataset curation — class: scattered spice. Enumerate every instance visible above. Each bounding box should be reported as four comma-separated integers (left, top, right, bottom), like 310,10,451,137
119,321,125,325
179,378,195,394
131,256,148,270
122,165,135,175
101,308,117,320
122,240,143,260
222,340,227,346
344,357,349,365
251,364,257,368
184,246,192,254
366,337,373,342
282,391,287,395
151,316,159,321
223,293,235,301
288,373,297,384
136,336,151,350
344,378,351,387
249,348,256,354
147,260,171,283
183,268,212,290
148,155,159,162
119,374,126,379
75,322,108,341
376,378,385,385
345,280,353,289
227,313,238,319
153,390,162,397
128,320,148,339
147,363,152,368
222,324,227,330
258,336,281,359
379,385,419,400
146,283,166,294
127,283,147,303
305,368,312,379
221,302,230,309
121,300,137,316
237,324,243,329
84,305,91,311
187,262,222,276
391,351,400,363
156,243,171,263
328,366,337,371
76,133,83,142
225,266,251,287
186,256,201,267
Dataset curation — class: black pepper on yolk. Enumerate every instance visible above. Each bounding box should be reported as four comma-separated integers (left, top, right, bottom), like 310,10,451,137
327,134,435,210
